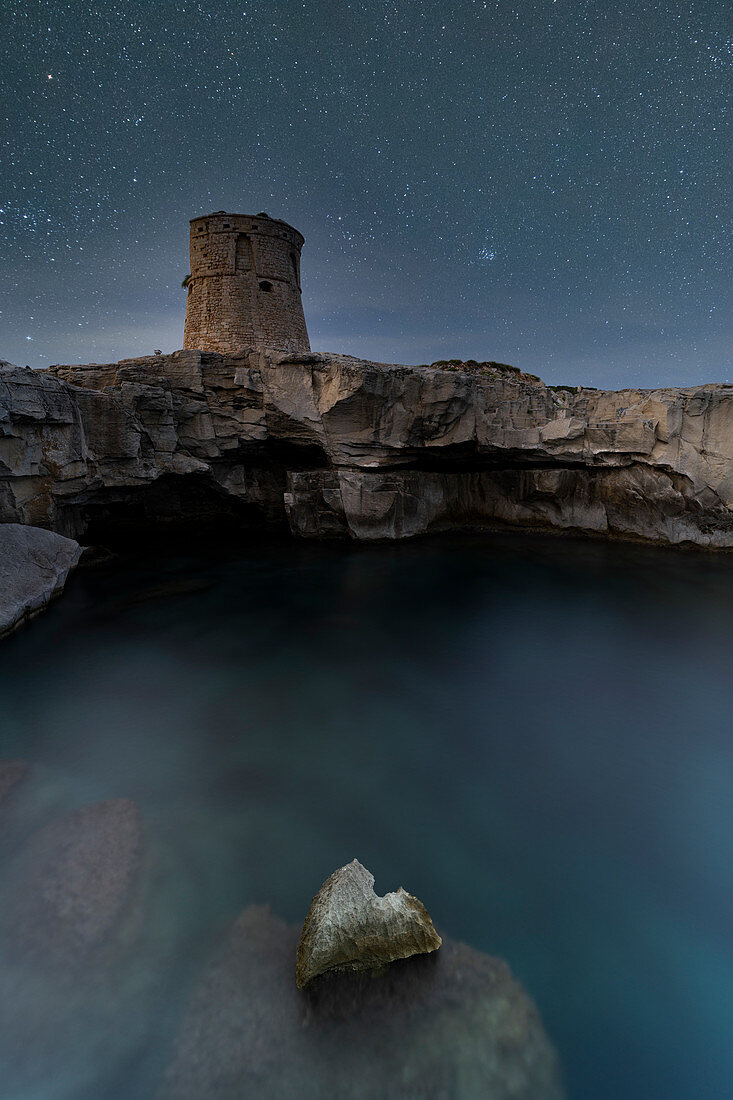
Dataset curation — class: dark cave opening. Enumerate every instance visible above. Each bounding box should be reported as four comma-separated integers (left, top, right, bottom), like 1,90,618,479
63,472,288,550
58,441,336,549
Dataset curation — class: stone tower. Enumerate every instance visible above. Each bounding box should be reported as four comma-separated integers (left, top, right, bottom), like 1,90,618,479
183,211,310,354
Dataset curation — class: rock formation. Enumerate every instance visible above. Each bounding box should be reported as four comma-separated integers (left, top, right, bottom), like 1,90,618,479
296,859,442,988
0,523,81,637
3,349,733,548
159,905,565,1100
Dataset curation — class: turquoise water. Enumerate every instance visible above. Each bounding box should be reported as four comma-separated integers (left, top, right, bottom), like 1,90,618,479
2,532,733,1098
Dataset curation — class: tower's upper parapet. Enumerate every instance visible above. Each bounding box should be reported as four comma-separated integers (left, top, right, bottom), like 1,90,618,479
183,211,310,355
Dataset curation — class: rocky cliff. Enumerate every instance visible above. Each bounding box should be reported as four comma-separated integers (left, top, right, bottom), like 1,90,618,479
2,349,733,547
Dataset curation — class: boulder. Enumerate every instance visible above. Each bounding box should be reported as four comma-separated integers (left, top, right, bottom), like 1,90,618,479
0,523,81,638
296,859,442,988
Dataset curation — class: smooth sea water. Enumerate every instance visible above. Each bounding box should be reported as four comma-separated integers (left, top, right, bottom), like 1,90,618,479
2,531,733,1099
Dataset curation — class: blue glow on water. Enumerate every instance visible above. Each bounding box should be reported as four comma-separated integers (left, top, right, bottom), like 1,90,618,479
1,532,733,1099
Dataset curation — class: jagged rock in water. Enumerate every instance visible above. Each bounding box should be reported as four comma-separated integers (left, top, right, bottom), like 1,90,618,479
159,905,565,1100
296,859,442,988
0,523,82,637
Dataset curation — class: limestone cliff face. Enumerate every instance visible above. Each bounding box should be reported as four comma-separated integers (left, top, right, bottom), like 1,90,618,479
2,350,733,547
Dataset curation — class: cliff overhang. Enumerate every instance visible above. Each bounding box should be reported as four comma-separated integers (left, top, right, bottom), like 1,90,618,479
2,348,733,548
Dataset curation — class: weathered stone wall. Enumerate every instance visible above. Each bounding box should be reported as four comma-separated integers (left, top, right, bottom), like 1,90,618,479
183,212,310,354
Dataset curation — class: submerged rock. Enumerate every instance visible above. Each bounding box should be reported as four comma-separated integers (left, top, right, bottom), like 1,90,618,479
0,797,176,1099
3,797,142,966
0,760,28,811
159,905,565,1100
0,523,82,637
296,858,442,988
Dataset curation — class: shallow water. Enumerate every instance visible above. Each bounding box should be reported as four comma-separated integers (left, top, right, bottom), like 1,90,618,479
2,531,733,1098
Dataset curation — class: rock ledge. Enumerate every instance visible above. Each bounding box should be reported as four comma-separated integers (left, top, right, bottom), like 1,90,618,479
4,349,733,549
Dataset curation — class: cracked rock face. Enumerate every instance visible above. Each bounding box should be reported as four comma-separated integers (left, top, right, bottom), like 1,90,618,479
4,349,733,549
296,859,442,988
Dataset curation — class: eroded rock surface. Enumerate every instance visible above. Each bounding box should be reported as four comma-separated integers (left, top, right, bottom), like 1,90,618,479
0,523,81,637
296,859,442,988
3,349,733,547
159,905,565,1100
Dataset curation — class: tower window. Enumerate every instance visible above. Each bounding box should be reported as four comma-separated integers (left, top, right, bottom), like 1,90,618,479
259,280,273,292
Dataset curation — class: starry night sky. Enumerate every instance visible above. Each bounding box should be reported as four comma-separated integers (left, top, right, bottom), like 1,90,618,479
2,0,730,389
